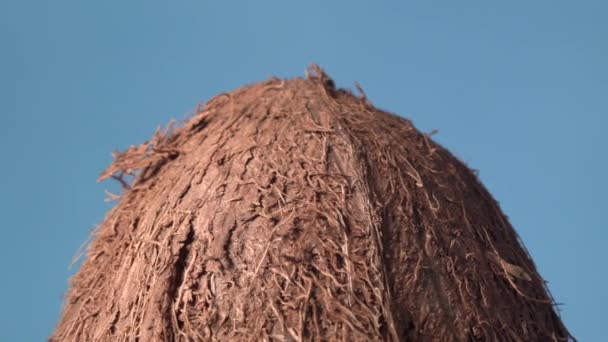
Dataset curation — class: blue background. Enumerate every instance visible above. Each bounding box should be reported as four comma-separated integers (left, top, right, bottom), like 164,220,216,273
1,1,605,340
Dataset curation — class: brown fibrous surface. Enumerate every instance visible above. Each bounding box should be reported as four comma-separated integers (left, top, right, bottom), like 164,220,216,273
52,65,573,341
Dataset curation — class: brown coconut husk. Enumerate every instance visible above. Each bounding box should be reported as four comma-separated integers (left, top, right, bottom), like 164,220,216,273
52,65,573,341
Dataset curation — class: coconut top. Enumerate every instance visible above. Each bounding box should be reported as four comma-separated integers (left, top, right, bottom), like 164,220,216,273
52,65,572,342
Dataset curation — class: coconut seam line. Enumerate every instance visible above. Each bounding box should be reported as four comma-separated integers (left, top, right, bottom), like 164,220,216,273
51,65,574,341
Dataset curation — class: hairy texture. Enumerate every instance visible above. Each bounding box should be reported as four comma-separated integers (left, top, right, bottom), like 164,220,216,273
52,66,573,341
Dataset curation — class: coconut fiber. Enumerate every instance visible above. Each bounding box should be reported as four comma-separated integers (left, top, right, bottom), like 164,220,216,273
52,66,573,341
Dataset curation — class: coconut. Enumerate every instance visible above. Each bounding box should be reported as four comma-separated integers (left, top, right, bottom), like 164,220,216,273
51,65,573,341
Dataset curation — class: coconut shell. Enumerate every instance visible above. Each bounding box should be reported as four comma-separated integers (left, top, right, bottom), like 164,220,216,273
52,66,573,341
